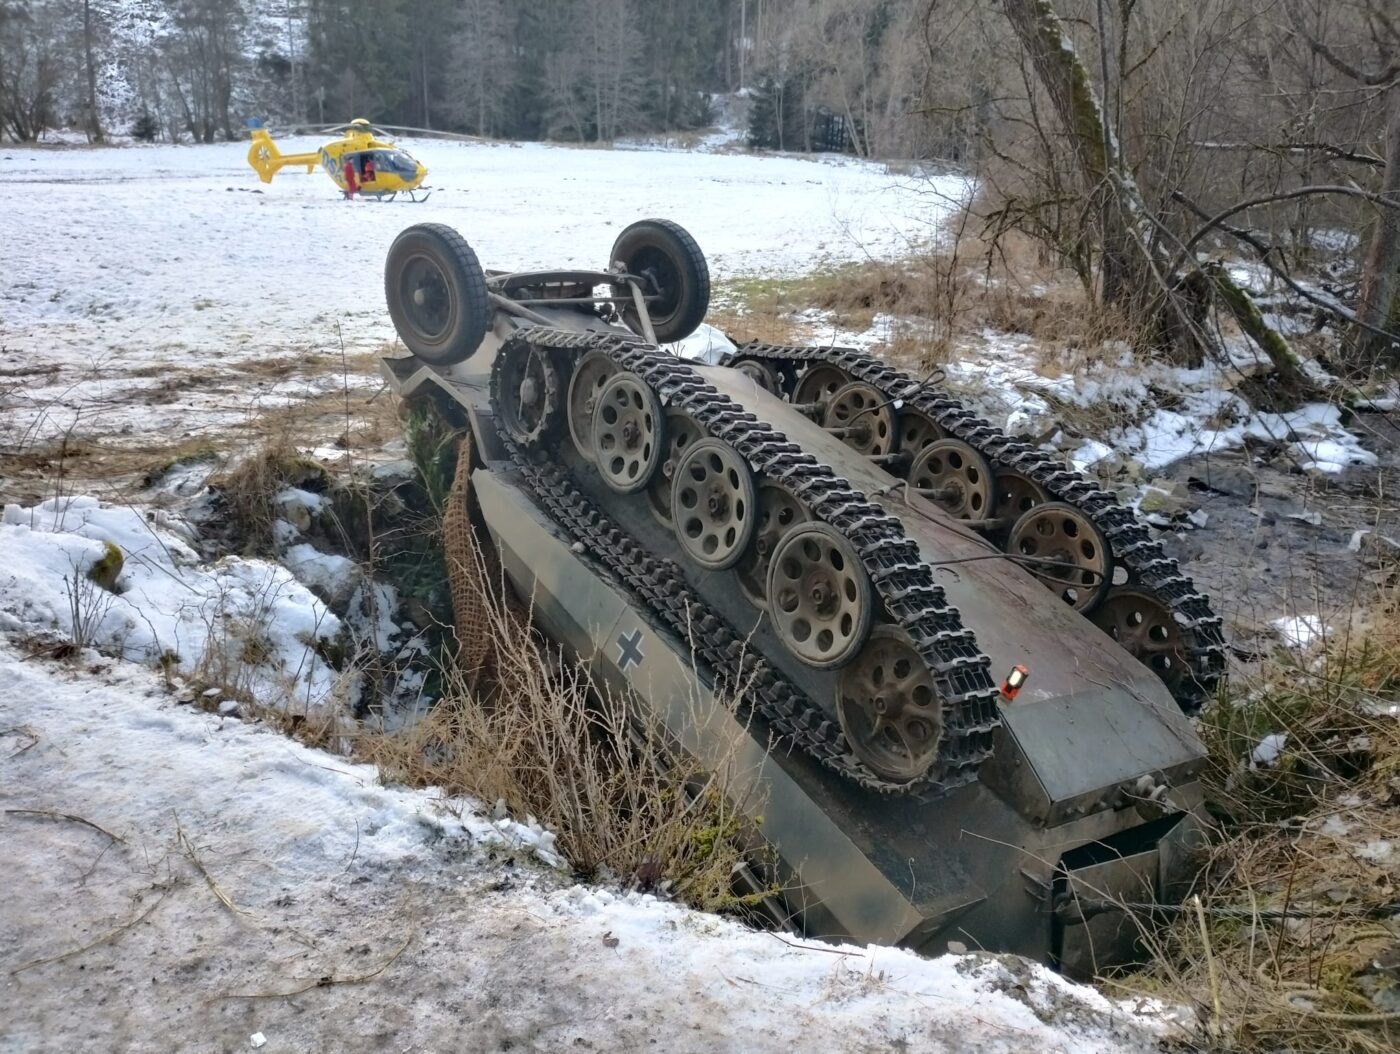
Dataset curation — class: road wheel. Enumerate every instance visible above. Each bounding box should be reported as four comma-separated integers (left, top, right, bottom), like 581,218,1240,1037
1008,501,1112,611
592,372,664,493
767,523,873,669
671,438,757,571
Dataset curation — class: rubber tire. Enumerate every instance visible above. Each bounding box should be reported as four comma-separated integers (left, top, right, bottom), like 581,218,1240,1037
385,223,490,366
610,219,710,344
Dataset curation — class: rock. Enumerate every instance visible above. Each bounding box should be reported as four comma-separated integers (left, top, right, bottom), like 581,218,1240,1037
1256,478,1296,501
276,488,324,533
217,700,241,717
250,1034,267,1050
1138,478,1198,517
370,459,416,484
1186,461,1257,498
85,541,124,593
1360,532,1400,568
1287,510,1322,527
1157,532,1205,565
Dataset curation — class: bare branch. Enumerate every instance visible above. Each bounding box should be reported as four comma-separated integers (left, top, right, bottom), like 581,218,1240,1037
1286,2,1400,86
1173,185,1400,272
1171,190,1400,347
1190,142,1385,168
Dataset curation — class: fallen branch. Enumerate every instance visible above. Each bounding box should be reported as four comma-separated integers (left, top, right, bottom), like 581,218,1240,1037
175,814,250,919
10,884,174,974
5,808,126,845
767,931,857,956
1172,189,1400,348
217,933,413,999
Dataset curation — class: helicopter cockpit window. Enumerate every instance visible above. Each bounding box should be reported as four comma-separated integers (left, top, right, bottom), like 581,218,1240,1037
375,150,418,178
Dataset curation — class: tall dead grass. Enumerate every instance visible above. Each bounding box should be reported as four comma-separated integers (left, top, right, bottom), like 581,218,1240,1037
214,441,328,554
359,536,776,914
1125,586,1400,1052
717,225,1142,372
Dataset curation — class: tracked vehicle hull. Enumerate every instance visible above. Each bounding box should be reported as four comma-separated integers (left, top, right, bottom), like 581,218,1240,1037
378,220,1217,975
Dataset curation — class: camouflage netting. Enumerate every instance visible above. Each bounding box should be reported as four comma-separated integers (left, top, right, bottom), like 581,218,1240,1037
441,433,495,683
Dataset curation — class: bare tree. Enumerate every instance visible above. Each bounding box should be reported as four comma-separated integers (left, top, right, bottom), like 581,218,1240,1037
0,1,60,141
81,0,101,141
1285,0,1400,366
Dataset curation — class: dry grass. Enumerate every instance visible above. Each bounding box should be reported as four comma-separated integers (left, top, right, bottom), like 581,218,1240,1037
0,343,396,507
359,538,775,913
717,228,1143,377
212,440,327,553
1124,588,1400,1052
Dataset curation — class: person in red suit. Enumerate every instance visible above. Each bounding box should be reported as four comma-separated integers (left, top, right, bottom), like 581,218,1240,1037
342,157,359,199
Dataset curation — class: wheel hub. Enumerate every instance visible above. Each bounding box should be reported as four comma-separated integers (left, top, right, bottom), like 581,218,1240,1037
836,626,942,782
672,438,756,571
767,523,873,668
809,575,837,615
1007,501,1112,612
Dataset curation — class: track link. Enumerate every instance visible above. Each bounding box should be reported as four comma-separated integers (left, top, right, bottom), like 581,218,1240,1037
726,342,1227,712
494,326,1003,795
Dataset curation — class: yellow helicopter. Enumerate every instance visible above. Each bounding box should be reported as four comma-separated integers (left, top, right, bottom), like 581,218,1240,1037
246,118,431,202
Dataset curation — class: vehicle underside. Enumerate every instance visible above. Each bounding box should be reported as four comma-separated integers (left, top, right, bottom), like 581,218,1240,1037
377,219,1222,976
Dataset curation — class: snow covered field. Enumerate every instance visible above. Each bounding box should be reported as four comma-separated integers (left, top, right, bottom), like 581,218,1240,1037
1,137,960,451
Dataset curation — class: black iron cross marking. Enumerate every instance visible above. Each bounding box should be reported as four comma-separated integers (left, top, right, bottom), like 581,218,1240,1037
615,629,644,672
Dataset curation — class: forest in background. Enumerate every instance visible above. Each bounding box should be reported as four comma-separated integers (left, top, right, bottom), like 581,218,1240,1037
2,0,1396,371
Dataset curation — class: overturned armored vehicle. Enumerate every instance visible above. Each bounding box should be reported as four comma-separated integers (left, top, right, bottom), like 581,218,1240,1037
378,219,1225,976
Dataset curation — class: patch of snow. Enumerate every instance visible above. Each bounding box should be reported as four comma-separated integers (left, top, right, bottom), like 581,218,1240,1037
1273,615,1327,650
1357,840,1394,864
0,496,341,708
347,579,401,653
1251,732,1288,767
1070,438,1115,472
281,543,361,608
1316,814,1351,838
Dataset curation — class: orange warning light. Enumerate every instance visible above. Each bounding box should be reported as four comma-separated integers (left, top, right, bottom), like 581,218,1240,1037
1000,664,1029,700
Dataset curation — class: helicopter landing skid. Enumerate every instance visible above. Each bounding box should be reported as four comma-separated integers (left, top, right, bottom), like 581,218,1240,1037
361,188,434,204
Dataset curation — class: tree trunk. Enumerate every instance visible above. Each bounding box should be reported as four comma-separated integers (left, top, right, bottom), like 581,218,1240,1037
1205,264,1312,394
83,0,103,143
1353,89,1400,368
997,0,1165,312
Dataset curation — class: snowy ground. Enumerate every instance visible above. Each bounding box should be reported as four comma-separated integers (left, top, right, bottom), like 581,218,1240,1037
0,136,961,457
0,536,1174,1053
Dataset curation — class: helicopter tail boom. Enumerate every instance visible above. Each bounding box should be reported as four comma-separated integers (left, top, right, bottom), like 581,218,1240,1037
246,129,319,184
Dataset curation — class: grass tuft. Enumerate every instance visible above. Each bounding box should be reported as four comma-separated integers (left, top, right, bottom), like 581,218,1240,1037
1126,588,1400,1052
